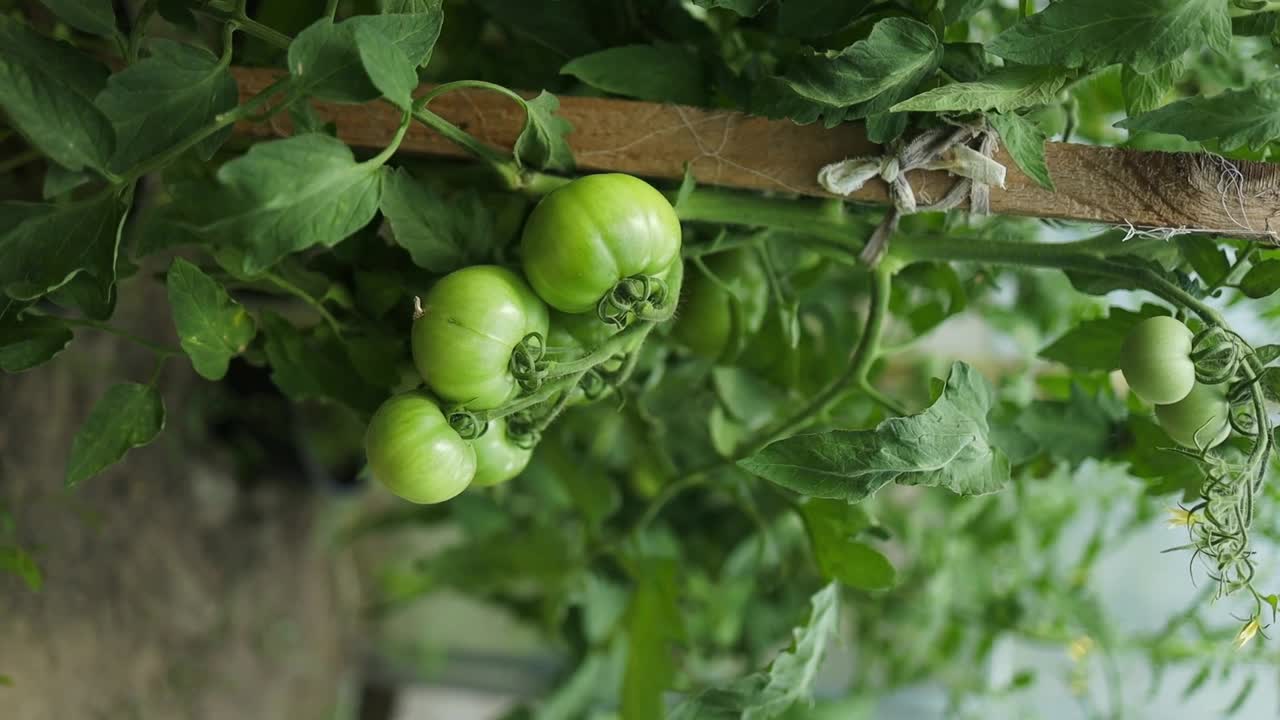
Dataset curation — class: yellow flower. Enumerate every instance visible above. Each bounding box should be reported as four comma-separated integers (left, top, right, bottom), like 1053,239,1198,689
1234,617,1261,650
1068,635,1094,662
1167,507,1198,528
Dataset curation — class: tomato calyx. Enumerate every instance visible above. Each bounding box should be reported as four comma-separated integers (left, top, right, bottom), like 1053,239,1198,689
596,274,672,328
1190,325,1246,385
509,331,550,392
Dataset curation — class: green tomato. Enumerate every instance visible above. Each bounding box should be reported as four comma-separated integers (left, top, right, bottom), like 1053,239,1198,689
548,309,621,353
521,174,682,314
1119,316,1195,405
1154,382,1231,450
470,418,533,487
412,265,549,409
364,392,476,504
672,249,769,362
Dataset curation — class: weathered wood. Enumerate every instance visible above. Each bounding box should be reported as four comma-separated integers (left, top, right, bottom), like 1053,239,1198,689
232,67,1280,241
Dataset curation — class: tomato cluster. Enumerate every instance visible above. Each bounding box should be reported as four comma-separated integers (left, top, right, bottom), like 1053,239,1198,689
1120,316,1231,450
364,174,682,503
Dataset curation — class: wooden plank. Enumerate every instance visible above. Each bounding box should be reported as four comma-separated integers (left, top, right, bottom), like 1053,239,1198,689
232,67,1280,241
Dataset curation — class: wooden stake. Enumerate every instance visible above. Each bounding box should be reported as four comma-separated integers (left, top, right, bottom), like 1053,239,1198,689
232,68,1280,241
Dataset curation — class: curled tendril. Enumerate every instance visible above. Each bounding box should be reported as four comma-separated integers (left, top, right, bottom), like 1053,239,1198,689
1191,326,1245,385
448,410,488,440
579,369,609,400
510,332,549,392
1228,402,1259,437
505,410,541,450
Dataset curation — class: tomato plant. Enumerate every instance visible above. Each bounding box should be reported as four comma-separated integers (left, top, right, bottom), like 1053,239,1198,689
4,0,1280,717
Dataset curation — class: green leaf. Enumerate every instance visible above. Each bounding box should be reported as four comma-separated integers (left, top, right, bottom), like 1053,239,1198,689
561,44,705,106
378,168,496,272
43,163,93,199
472,0,599,59
1017,385,1118,466
355,24,418,110
0,194,126,305
785,18,941,117
892,66,1072,113
1121,57,1185,116
1117,78,1280,151
378,0,441,15
39,0,116,37
988,0,1229,73
515,91,575,172
739,363,1009,502
0,314,73,373
1038,305,1163,371
0,16,115,173
95,40,238,173
800,500,895,590
776,0,869,38
989,111,1054,191
289,14,442,102
65,382,165,487
671,582,840,720
1239,259,1280,299
0,546,42,591
1175,237,1230,287
166,259,256,381
621,558,684,720
1259,367,1280,404
943,0,992,24
260,313,383,414
691,0,769,15
202,134,384,274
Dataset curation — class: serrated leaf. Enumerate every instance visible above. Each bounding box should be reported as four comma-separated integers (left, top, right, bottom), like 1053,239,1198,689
95,40,238,173
260,312,383,414
65,383,165,487
1255,344,1280,366
1175,237,1229,286
515,91,575,171
379,168,496,272
39,0,116,36
378,0,441,16
0,546,42,591
1259,367,1280,404
355,24,418,110
1017,385,1117,466
989,111,1054,191
201,134,383,274
1117,78,1280,151
561,44,705,106
621,557,684,720
1122,57,1185,116
166,259,256,380
0,194,126,305
988,0,1229,73
0,16,115,173
1039,305,1164,371
785,17,941,117
1239,259,1280,298
800,500,895,590
289,14,442,102
0,314,73,373
671,582,840,720
739,363,1008,502
893,66,1072,113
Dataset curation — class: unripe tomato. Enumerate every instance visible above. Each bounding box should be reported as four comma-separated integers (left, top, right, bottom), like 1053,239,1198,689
548,310,621,353
672,249,768,362
412,265,549,409
521,174,682,314
1119,316,1195,405
470,417,533,487
1154,382,1231,450
365,392,475,504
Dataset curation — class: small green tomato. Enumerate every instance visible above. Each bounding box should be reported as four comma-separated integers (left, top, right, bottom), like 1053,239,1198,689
364,392,476,504
470,418,533,487
1154,382,1231,450
1119,316,1196,405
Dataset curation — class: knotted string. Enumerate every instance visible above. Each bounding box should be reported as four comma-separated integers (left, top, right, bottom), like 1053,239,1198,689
818,119,1006,265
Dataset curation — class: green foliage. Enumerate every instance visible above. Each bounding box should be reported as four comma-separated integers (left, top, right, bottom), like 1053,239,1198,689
4,0,1280,715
